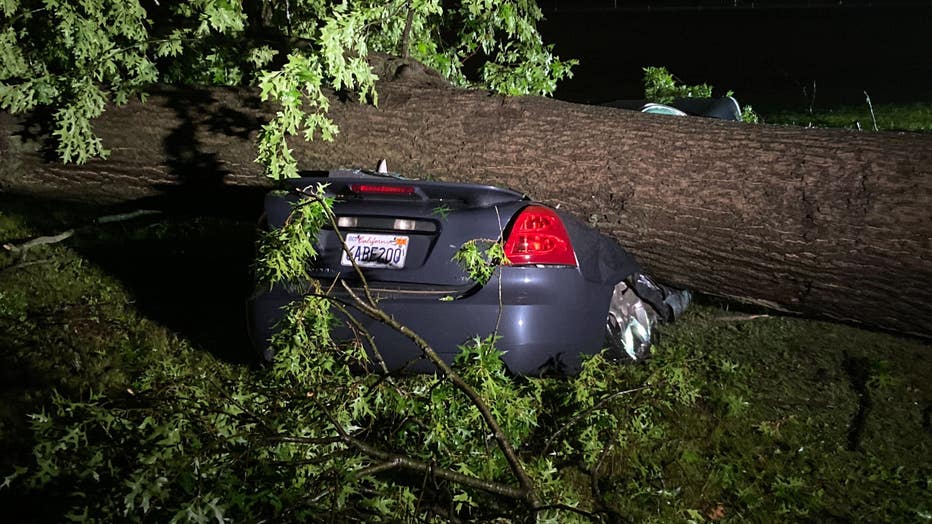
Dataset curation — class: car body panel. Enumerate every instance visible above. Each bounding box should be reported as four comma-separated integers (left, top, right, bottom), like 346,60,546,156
252,266,612,375
252,172,648,375
265,177,530,287
602,96,742,121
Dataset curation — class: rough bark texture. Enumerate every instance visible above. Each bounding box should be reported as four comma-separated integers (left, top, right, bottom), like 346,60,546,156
1,79,930,337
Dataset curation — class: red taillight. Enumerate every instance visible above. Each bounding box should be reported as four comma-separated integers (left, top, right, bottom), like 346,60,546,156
503,206,577,266
349,183,415,195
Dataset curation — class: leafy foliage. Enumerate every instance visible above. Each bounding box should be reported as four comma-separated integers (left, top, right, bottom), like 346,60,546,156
0,186,698,521
0,0,156,162
739,102,760,124
0,0,575,174
255,186,333,284
642,65,759,124
3,2,928,522
642,66,712,105
452,238,508,286
1,198,930,522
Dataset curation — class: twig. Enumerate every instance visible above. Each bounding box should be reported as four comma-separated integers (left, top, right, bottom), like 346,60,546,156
864,90,879,131
2,209,161,261
340,281,539,505
295,186,377,307
284,0,292,36
301,289,404,379
0,258,55,273
352,460,402,479
589,440,624,519
592,440,614,493
494,206,506,336
415,457,432,517
267,451,347,468
543,386,649,454
426,504,464,524
4,230,74,260
317,401,528,500
292,184,538,505
807,79,816,115
267,435,343,446
533,503,599,520
325,298,389,374
715,313,771,322
95,209,161,224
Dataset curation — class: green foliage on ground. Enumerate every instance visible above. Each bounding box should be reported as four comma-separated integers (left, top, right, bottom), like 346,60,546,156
761,101,932,132
1,197,929,522
0,0,576,178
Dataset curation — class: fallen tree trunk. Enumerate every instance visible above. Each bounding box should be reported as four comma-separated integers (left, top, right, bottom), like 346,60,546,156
1,81,930,337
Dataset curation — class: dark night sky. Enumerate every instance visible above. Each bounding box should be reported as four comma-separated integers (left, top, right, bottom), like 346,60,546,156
538,2,932,109
542,1,932,11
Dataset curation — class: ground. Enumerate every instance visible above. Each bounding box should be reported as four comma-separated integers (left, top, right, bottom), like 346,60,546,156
0,191,928,521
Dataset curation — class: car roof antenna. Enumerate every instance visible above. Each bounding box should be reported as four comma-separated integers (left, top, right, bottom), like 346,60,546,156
376,159,388,174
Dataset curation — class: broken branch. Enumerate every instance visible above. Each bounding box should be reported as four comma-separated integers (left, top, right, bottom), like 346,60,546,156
3,230,75,258
2,209,161,261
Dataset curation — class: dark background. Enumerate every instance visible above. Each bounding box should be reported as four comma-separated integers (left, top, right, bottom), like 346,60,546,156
538,3,932,111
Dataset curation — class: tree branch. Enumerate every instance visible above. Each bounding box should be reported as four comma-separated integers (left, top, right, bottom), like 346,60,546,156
267,435,343,445
2,209,161,262
543,385,649,454
0,258,54,274
95,209,161,224
317,402,529,500
288,184,538,505
533,503,600,520
295,185,377,307
3,230,74,260
338,282,539,505
589,440,625,520
325,298,389,374
400,0,414,59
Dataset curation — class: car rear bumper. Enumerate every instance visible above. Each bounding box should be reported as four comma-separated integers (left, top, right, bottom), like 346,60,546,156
251,267,613,375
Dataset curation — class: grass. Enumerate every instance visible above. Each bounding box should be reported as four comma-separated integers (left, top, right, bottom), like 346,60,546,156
760,101,932,132
0,195,929,522
606,308,932,521
0,196,258,519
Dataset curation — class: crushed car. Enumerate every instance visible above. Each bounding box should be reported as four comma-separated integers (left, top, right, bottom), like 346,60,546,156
603,96,743,121
250,164,690,375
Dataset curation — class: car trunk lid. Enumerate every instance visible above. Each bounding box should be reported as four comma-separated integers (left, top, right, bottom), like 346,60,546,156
265,174,528,288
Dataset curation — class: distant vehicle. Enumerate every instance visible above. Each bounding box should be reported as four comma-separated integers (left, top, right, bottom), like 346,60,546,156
250,165,690,375
604,96,743,121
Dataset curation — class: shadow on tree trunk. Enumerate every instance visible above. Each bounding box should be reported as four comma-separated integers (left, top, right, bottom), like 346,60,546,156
1,87,281,363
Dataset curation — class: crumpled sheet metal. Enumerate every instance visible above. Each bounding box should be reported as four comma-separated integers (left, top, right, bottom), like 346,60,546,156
607,274,693,360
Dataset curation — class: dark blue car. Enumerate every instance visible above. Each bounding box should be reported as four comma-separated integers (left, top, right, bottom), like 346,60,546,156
251,166,689,375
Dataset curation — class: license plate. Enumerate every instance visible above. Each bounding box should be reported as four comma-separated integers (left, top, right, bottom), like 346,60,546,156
340,233,408,269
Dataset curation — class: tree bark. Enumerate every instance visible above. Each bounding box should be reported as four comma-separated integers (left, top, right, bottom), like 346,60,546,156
1,81,930,337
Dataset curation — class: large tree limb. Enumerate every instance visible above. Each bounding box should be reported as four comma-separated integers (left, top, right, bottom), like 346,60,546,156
1,80,930,336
